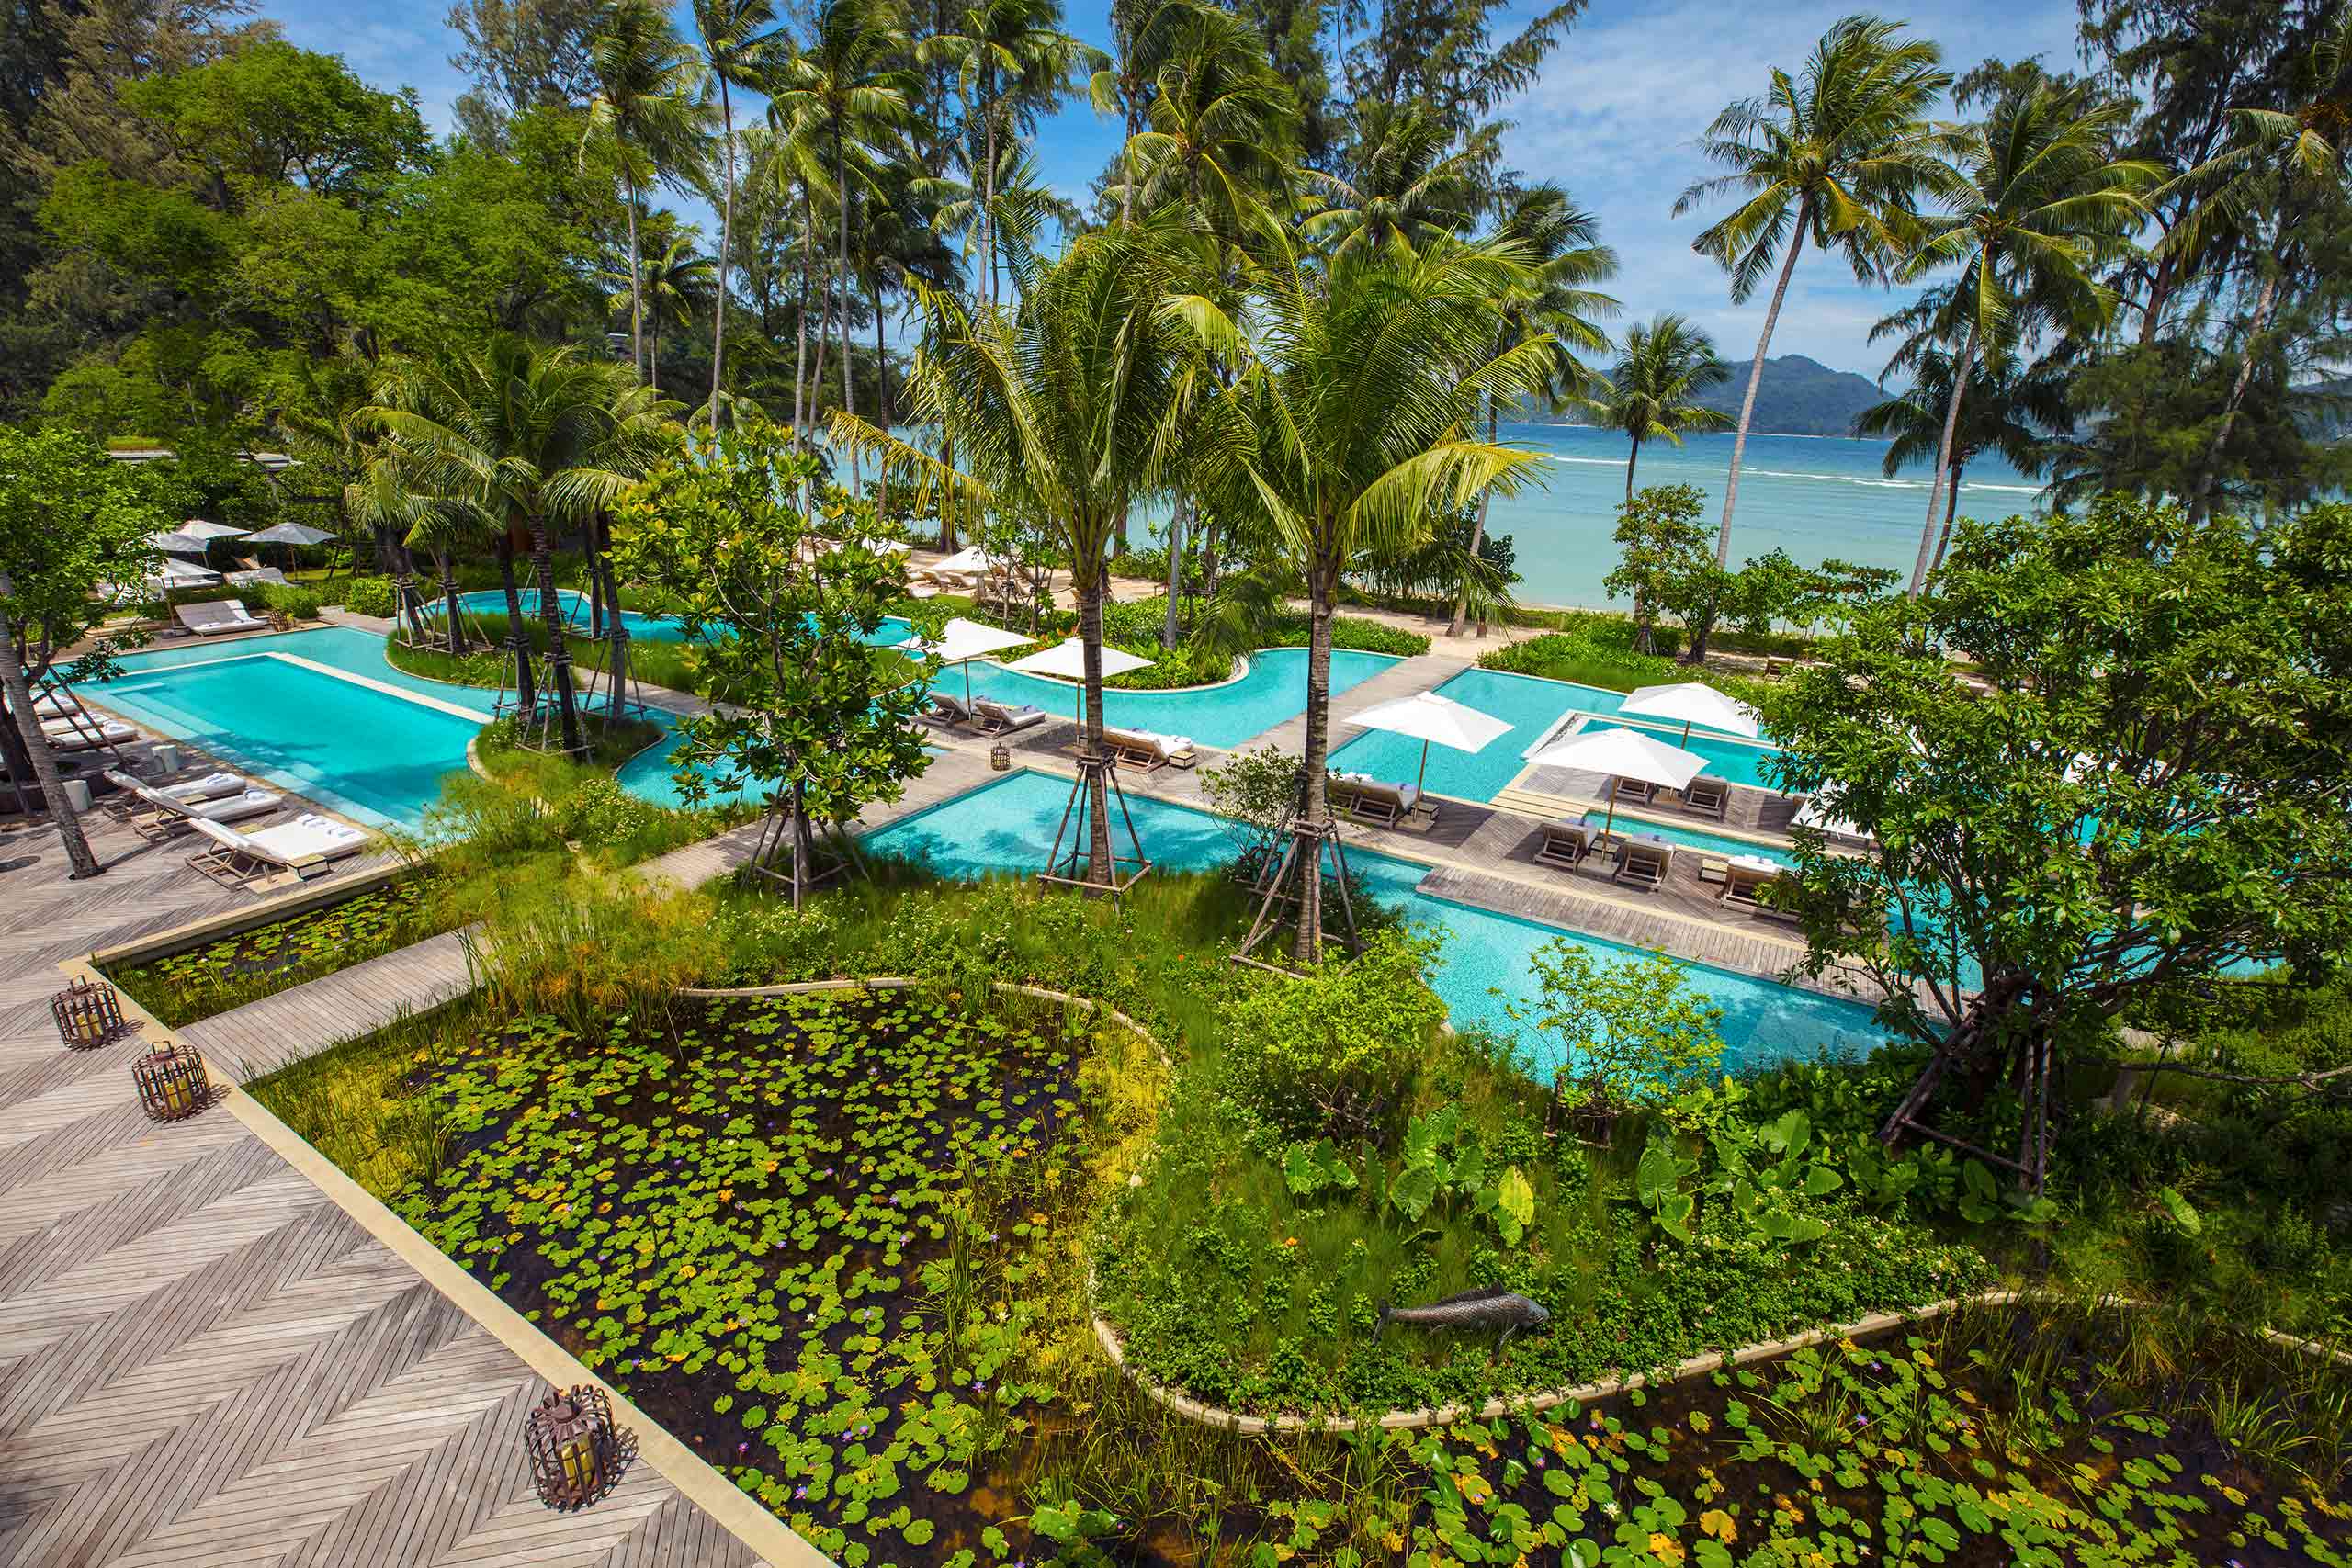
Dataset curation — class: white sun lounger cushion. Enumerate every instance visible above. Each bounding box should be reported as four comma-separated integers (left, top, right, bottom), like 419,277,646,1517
190,813,368,867
43,717,136,749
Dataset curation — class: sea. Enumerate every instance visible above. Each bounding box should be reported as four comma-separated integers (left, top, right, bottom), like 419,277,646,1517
1473,423,2042,610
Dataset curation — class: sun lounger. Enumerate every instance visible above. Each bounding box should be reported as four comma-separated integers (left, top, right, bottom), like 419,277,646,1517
1326,772,1427,827
1720,861,1802,923
186,813,369,888
1533,819,1596,870
115,775,284,839
972,698,1047,736
175,599,268,637
1680,777,1729,820
102,767,246,814
1609,776,1657,807
1104,726,1197,773
224,567,289,586
927,693,975,728
1612,839,1671,892
42,716,136,750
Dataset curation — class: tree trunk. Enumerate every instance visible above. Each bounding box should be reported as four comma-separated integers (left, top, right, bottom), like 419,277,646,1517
1448,399,1498,637
0,587,98,876
1077,558,1114,886
1909,318,1980,596
981,107,998,308
528,512,583,753
496,531,535,711
711,78,735,415
940,434,957,552
1624,433,1642,500
1162,494,1186,648
624,167,646,384
873,303,890,516
2188,260,2279,529
793,186,813,444
1716,213,1807,568
1929,463,1964,579
834,131,857,490
601,515,631,713
438,555,465,655
393,543,429,643
1292,550,1339,963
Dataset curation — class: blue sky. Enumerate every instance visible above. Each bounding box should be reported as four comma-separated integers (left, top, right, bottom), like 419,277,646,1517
267,0,2082,378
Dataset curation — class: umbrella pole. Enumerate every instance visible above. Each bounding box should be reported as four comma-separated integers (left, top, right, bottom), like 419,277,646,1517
1600,793,1618,842
1681,718,1693,743
1414,738,1430,799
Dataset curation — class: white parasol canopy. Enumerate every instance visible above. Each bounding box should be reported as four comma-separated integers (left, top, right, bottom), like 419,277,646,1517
931,544,1010,576
1343,690,1512,797
175,519,249,540
150,529,214,556
154,556,224,584
1004,637,1154,730
1620,681,1761,742
1531,725,1709,840
243,521,337,547
909,617,1036,706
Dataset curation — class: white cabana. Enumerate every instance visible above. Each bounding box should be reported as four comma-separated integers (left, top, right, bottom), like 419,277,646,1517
1342,690,1513,798
1004,637,1154,729
1531,726,1708,840
1620,681,1762,742
909,616,1035,707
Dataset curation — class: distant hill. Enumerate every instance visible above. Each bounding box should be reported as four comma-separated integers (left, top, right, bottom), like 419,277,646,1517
1554,353,1890,439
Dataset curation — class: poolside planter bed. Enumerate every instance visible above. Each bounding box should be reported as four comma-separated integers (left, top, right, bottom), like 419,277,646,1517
104,868,456,1025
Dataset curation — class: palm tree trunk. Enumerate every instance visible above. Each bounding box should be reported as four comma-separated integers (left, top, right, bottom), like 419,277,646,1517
438,555,465,655
601,516,630,715
1929,463,1963,578
981,107,998,308
1162,494,1186,648
711,79,735,415
0,585,99,877
794,187,813,443
496,531,535,711
1910,319,1980,596
1717,214,1807,568
528,511,583,752
624,167,646,384
1449,399,1499,637
834,132,858,489
1624,433,1642,499
2188,260,2279,528
393,544,429,643
1292,549,1339,964
873,304,891,516
1077,557,1114,886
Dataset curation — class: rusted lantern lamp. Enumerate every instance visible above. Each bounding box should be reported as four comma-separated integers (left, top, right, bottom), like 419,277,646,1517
131,1041,209,1121
989,741,1012,772
52,976,134,1049
526,1385,617,1508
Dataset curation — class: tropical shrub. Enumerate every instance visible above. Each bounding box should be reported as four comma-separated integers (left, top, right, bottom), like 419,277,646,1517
1218,929,1447,1142
337,574,395,616
1500,941,1728,1128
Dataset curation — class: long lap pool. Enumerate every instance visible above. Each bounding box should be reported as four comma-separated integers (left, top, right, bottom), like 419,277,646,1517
863,768,1883,1075
956,646,1399,750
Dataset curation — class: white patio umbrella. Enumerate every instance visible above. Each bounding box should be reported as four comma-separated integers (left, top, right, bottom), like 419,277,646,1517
1343,690,1513,798
909,616,1035,707
155,556,223,585
932,544,1007,576
1004,637,1154,729
1531,726,1708,840
175,519,249,540
1620,681,1762,743
243,521,337,547
149,529,213,556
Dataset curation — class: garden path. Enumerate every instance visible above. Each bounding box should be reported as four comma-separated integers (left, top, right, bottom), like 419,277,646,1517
0,808,791,1568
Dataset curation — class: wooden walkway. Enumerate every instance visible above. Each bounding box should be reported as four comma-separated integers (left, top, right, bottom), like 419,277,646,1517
0,810,782,1568
181,930,477,1084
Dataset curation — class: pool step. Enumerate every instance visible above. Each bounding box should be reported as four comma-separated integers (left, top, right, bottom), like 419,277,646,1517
1491,784,1592,822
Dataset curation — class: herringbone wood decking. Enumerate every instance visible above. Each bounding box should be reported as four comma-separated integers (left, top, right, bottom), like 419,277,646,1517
0,810,776,1568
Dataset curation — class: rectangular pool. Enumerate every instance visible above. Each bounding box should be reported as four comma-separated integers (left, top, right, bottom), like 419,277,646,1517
957,646,1398,750
1327,668,1583,802
864,769,1883,1076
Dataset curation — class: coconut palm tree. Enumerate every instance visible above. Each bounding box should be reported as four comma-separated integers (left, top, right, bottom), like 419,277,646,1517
1855,343,2064,579
1174,232,1558,959
363,338,682,755
2160,12,2352,525
1300,102,1487,261
583,0,711,386
1898,86,2158,592
693,0,786,414
830,223,1193,888
1587,314,1734,500
1675,15,1950,567
1120,1,1295,250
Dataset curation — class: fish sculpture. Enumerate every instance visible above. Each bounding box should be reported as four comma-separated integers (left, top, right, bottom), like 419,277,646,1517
1374,1285,1550,1350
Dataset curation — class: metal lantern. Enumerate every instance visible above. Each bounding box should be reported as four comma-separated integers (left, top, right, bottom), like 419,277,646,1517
52,976,133,1049
989,741,1012,772
130,1041,209,1121
525,1385,617,1509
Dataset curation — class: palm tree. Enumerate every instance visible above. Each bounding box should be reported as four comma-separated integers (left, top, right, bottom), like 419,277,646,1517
770,0,914,479
1855,343,2063,580
583,0,710,386
363,338,682,754
831,223,1192,888
1121,2,1295,248
630,231,718,389
923,0,1095,304
1897,87,2157,592
1587,314,1733,500
1175,233,1558,959
1675,15,1949,567
693,0,786,414
1299,102,1487,261
2160,13,2351,525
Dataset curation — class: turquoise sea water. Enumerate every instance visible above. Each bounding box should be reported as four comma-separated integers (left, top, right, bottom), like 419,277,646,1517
865,769,1883,1074
93,631,490,829
956,646,1399,749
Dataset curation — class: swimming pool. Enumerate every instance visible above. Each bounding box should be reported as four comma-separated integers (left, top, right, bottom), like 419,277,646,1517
865,769,1883,1075
435,588,917,650
956,646,1398,750
1569,716,1787,792
1327,668,1583,802
92,627,493,829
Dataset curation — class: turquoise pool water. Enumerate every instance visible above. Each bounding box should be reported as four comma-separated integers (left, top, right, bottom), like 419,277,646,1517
1580,812,1800,869
92,630,491,829
437,588,916,649
956,647,1398,750
1327,668,1583,802
865,770,1883,1074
